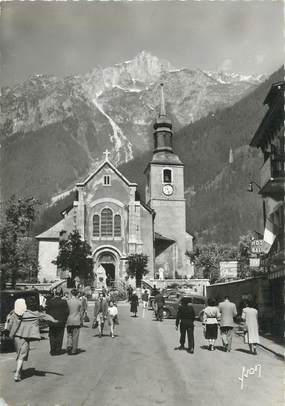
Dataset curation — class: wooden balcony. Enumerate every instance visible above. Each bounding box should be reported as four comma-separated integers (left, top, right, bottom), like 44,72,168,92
260,157,285,196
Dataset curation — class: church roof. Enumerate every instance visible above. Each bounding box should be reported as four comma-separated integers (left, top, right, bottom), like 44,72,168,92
144,151,183,173
76,160,137,187
36,219,65,240
140,201,154,214
150,150,183,165
154,232,175,242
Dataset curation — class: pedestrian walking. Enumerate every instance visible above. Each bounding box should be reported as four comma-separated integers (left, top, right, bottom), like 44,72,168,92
127,285,133,302
79,292,88,327
141,290,149,309
5,298,58,382
108,300,119,338
241,300,260,355
154,289,165,321
66,289,82,355
202,298,221,351
218,295,237,352
46,290,69,355
93,292,108,337
152,284,159,297
175,297,195,353
130,291,139,317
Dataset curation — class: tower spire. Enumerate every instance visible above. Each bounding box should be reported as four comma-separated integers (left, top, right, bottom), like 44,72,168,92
153,83,173,154
160,83,166,116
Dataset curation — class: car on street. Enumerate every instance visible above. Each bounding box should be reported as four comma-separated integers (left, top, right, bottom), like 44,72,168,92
162,294,207,320
148,287,184,310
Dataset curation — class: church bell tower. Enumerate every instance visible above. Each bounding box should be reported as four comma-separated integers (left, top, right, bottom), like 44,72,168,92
145,84,186,276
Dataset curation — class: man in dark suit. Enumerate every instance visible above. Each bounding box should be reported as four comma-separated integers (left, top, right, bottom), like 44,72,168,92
46,290,69,355
154,290,165,321
175,297,195,353
93,292,108,337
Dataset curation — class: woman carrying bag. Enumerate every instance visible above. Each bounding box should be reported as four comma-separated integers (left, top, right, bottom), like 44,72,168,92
6,298,58,382
241,300,260,355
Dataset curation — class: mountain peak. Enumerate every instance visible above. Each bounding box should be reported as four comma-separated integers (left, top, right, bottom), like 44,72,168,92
97,50,175,89
124,50,173,66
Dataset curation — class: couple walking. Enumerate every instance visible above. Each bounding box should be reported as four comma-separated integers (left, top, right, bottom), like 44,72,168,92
202,296,237,351
93,292,119,338
47,288,85,356
203,296,260,354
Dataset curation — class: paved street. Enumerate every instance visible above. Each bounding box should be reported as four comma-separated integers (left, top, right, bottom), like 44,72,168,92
0,303,283,406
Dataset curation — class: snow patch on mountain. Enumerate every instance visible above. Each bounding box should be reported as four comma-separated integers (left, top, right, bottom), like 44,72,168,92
204,70,267,85
51,188,75,204
92,97,133,164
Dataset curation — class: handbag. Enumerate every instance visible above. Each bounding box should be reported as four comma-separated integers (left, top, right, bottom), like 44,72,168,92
113,315,119,325
83,313,90,323
92,320,99,329
5,312,22,338
243,324,249,343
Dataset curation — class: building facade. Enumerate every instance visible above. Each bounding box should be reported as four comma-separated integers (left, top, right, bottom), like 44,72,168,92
37,84,193,284
250,81,284,336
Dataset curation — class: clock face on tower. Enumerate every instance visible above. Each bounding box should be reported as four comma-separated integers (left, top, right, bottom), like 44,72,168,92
163,184,173,196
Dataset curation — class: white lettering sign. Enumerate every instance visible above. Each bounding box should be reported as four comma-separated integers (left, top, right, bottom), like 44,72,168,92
220,261,239,278
251,239,264,254
249,258,260,268
238,364,262,390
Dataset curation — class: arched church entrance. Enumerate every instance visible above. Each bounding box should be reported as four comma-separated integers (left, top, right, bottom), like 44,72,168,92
97,252,116,287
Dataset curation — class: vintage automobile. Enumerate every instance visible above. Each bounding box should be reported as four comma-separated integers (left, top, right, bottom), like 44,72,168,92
162,293,207,320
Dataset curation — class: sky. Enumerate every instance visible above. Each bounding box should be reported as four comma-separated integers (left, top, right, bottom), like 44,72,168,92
0,1,284,86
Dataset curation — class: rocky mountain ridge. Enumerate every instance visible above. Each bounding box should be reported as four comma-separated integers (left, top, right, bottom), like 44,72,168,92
1,51,266,201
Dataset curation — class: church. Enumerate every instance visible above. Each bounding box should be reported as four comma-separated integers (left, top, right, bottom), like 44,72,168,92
37,84,193,284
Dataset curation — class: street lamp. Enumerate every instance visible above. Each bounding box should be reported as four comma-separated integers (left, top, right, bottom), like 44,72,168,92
247,181,261,192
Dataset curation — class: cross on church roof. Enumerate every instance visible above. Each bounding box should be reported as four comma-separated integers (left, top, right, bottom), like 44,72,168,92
103,149,110,161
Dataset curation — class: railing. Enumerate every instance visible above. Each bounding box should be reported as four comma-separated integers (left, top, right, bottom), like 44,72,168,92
115,279,128,294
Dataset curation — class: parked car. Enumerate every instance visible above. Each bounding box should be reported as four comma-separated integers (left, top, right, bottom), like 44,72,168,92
162,294,207,320
0,289,40,351
148,288,183,310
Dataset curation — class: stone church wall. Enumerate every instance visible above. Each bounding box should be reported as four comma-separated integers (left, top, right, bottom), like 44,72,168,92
38,240,59,282
140,205,154,277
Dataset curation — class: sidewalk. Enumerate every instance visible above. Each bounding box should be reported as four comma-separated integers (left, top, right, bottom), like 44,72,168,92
258,335,284,359
235,327,284,359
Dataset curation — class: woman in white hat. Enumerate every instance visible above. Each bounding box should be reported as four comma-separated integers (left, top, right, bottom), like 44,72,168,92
6,298,58,382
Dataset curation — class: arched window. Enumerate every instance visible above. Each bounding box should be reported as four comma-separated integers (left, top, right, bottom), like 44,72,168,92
163,169,172,183
101,208,113,237
93,214,100,237
114,214,121,237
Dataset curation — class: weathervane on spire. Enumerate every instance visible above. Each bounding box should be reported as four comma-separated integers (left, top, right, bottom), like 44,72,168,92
159,83,166,116
103,149,110,161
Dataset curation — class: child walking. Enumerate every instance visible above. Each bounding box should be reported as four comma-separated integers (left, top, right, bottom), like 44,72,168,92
108,301,118,338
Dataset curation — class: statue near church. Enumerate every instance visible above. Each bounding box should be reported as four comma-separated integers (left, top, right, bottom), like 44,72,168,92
95,265,107,289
